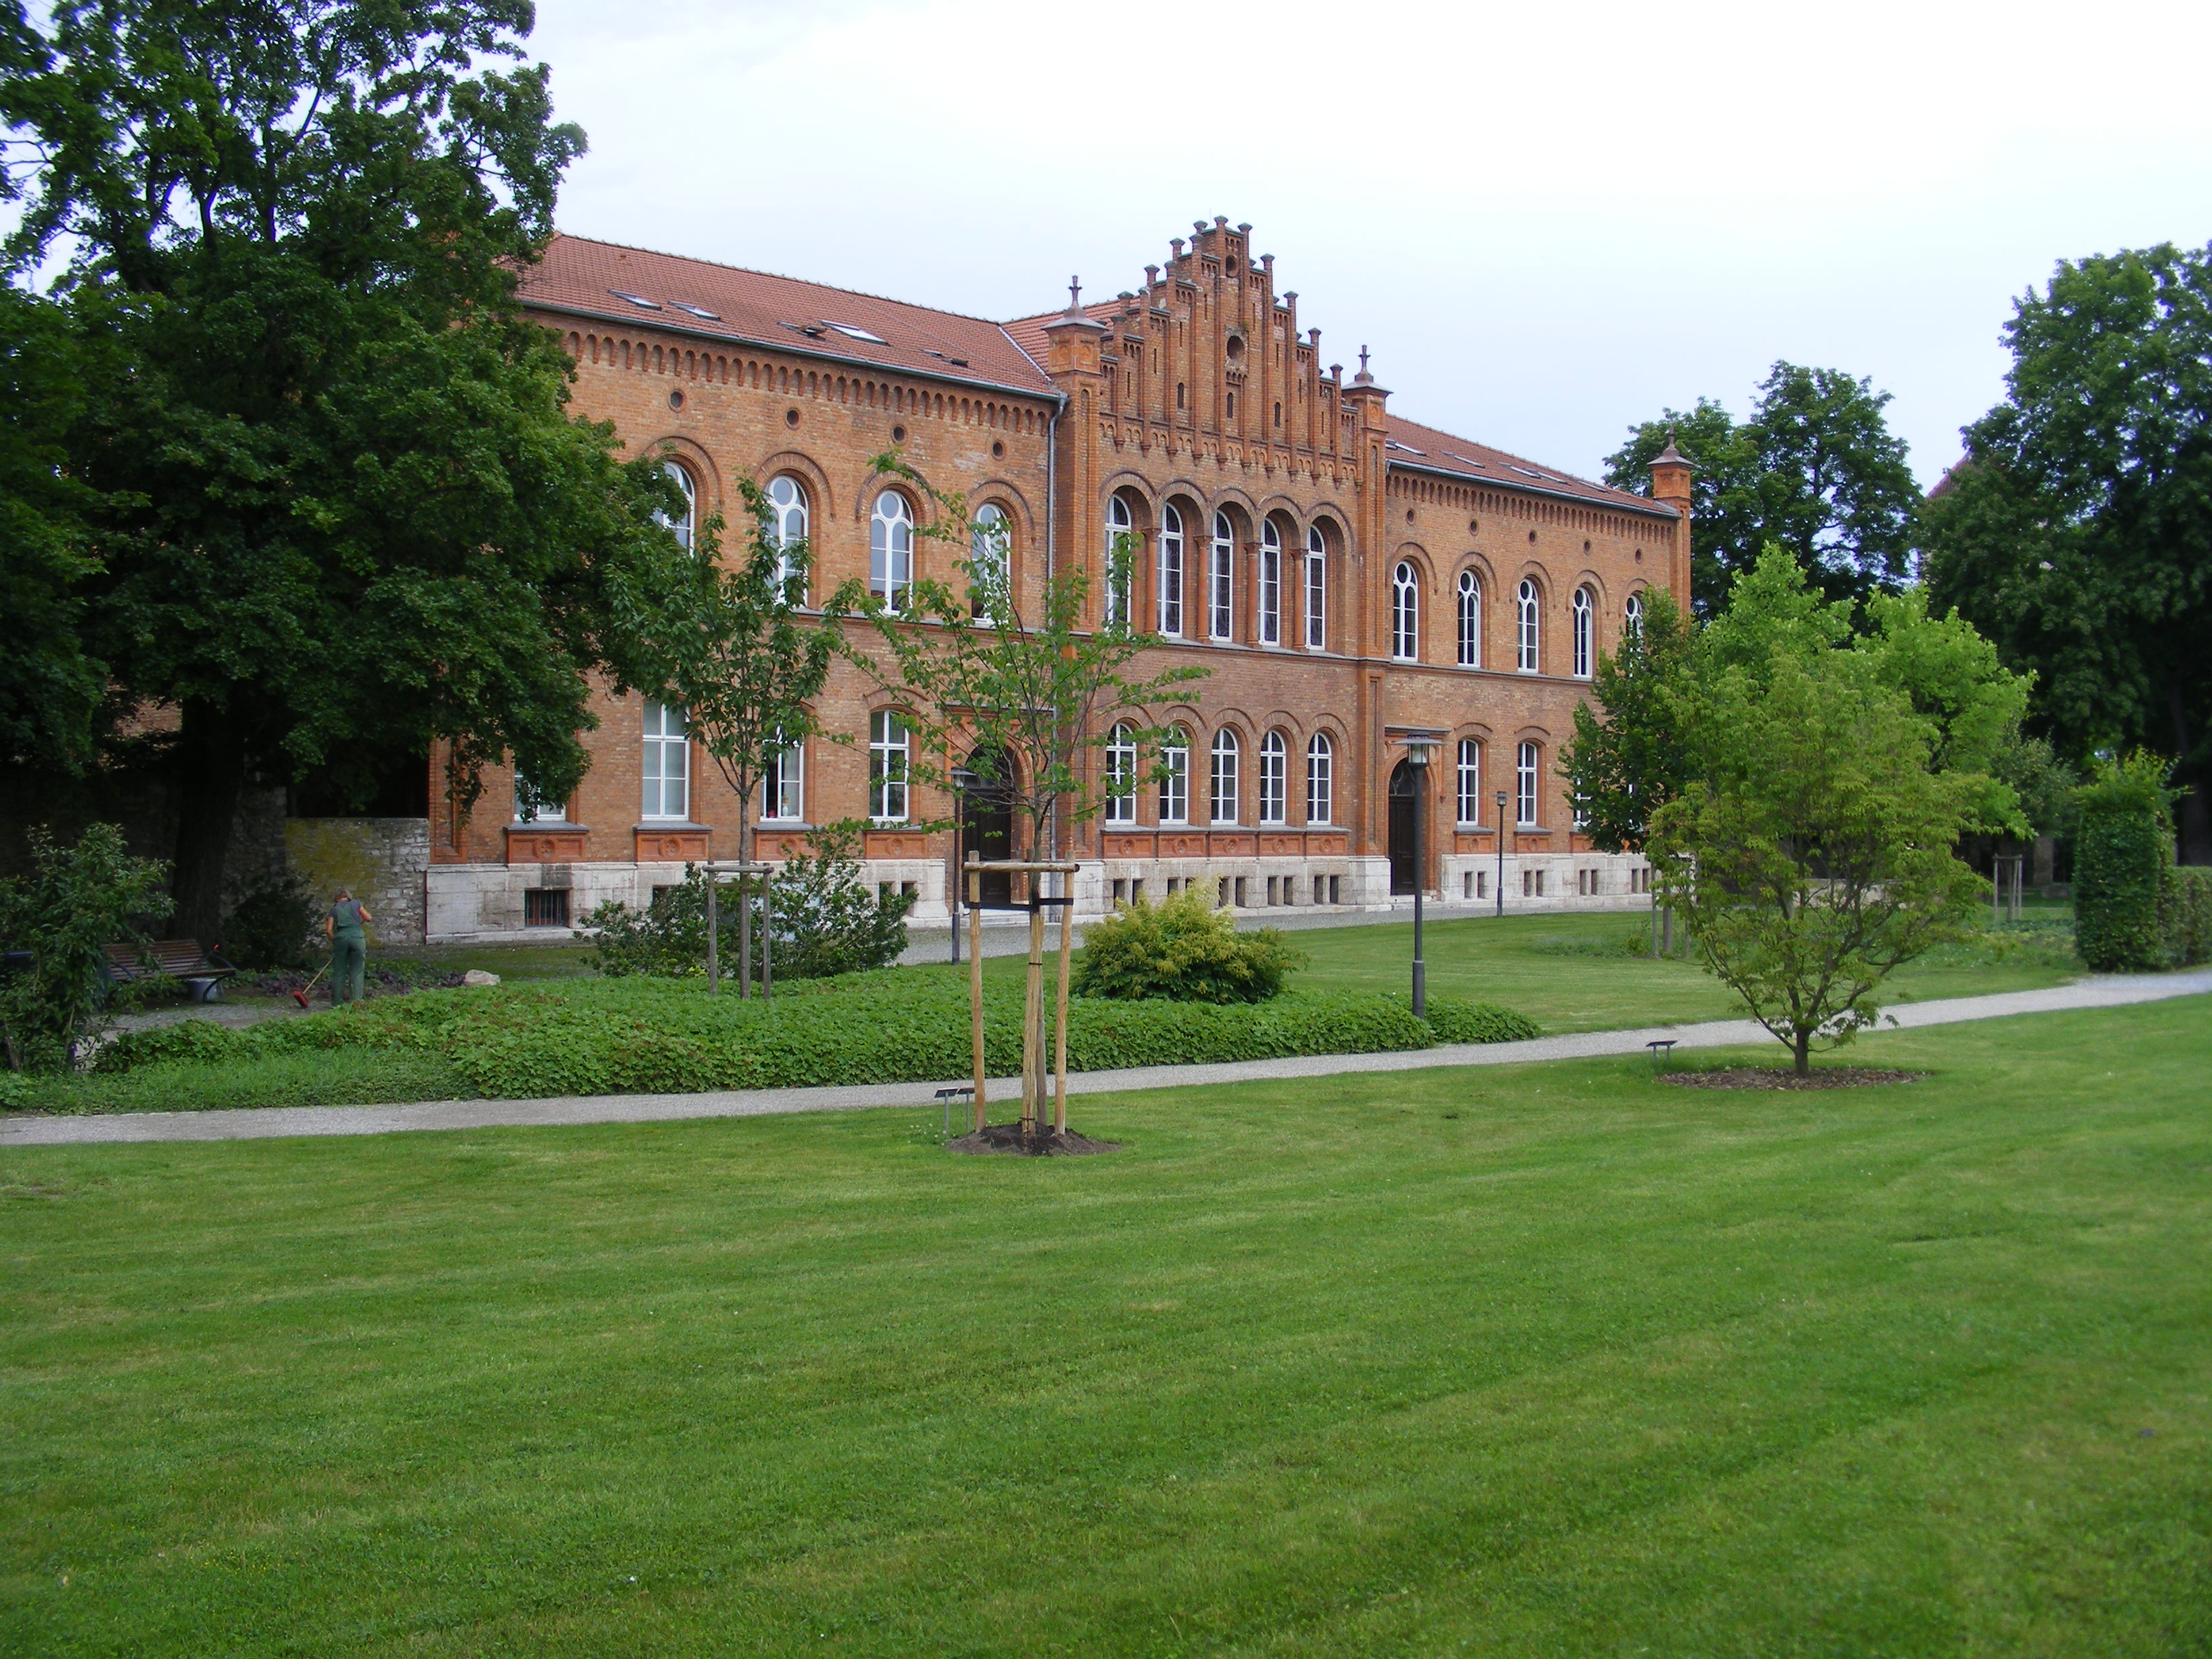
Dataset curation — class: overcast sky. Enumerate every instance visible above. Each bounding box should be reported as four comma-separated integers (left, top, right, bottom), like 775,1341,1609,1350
456,3,2212,490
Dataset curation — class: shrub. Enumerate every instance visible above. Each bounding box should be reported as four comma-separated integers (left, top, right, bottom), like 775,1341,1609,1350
2073,754,2177,972
1071,888,1309,1003
2161,864,2212,967
93,1018,246,1073
1415,996,1544,1045
218,874,319,970
0,823,172,1072
582,876,707,978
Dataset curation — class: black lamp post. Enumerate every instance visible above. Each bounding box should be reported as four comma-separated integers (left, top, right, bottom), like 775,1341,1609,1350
1403,734,1437,1016
949,764,977,965
1494,789,1508,918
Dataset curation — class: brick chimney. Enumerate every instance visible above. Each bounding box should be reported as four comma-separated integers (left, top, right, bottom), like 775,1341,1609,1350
1650,432,1693,602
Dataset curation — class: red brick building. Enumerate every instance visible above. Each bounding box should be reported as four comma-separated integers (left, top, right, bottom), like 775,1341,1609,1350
425,217,1688,940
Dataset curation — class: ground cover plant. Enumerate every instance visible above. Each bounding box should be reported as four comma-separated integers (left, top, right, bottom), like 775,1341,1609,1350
2,1000,2207,1655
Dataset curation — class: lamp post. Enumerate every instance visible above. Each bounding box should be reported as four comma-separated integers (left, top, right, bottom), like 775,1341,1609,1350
1402,734,1437,1017
949,764,977,965
1494,790,1507,919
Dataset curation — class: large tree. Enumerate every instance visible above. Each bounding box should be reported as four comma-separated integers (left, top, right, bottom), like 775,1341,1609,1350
1921,243,2212,864
0,0,691,939
1606,362,1920,617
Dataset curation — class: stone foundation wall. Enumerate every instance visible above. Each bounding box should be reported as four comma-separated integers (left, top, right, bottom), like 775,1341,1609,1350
286,819,431,946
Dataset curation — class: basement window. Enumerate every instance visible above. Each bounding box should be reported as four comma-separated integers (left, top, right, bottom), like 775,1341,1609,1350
523,889,571,928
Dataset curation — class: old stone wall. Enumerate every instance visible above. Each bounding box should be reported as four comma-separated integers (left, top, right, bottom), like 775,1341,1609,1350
285,819,430,947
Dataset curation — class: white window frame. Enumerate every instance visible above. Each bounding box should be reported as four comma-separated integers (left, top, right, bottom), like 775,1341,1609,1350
869,710,910,823
642,701,689,821
870,491,913,611
1391,562,1419,661
1456,739,1482,825
1457,570,1481,668
1258,521,1282,645
1307,731,1334,824
761,741,803,823
1159,728,1189,824
1105,724,1138,824
1624,590,1643,639
1209,728,1240,824
766,474,808,598
1208,512,1235,642
1518,579,1541,673
1105,495,1134,628
1158,503,1185,636
1304,526,1327,650
514,772,567,824
970,501,1008,617
1572,586,1595,678
661,461,696,552
1258,730,1288,824
1517,740,1540,828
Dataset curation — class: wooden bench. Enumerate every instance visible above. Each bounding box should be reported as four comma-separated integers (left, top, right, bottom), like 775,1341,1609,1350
104,941,237,1002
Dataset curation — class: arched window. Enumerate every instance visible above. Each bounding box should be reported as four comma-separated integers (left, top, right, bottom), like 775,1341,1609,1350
660,462,696,552
970,502,1008,618
1391,562,1419,660
1104,495,1134,628
762,737,803,822
1456,739,1483,825
1572,586,1595,678
1624,590,1644,638
1209,512,1235,641
1258,730,1288,823
1159,726,1189,824
1258,521,1282,644
1516,740,1540,827
642,701,689,821
1307,732,1334,824
1517,579,1540,673
1209,728,1240,823
766,475,808,599
1305,525,1327,650
869,710,909,822
1105,723,1138,824
871,491,913,610
1456,570,1482,668
1158,503,1185,636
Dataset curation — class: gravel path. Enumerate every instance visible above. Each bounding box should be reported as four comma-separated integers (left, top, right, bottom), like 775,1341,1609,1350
7,971,2205,1148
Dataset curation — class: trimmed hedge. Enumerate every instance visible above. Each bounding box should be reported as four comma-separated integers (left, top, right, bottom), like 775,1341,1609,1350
73,974,1543,1104
2163,864,2212,967
2073,757,2174,972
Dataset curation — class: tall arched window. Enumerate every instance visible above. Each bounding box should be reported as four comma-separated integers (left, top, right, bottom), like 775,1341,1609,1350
1456,739,1483,824
1105,723,1138,823
642,701,689,821
766,475,808,599
1624,590,1644,638
1391,562,1419,660
1210,728,1240,823
1159,726,1189,824
1258,730,1288,823
1516,740,1540,827
1158,503,1185,636
1208,512,1235,641
1103,495,1134,628
1307,731,1334,824
660,462,697,552
970,502,1008,617
870,491,913,610
1305,526,1327,650
1457,570,1482,668
1572,586,1595,678
1517,579,1540,673
869,710,910,822
1258,521,1282,644
762,738,802,823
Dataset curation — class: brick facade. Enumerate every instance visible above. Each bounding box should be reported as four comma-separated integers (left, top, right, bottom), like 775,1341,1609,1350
425,219,1688,940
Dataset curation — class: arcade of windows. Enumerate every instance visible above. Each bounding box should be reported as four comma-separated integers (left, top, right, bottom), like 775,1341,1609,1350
1137,726,1336,827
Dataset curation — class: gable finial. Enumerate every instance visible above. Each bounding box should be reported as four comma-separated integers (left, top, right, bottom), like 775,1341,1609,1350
1066,275,1082,316
1355,344,1374,385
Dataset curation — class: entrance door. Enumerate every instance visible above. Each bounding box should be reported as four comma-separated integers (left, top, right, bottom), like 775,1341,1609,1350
962,750,1017,907
1388,759,1418,895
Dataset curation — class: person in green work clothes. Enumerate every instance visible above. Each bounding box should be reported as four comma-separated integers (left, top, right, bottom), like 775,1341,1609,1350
325,889,373,1006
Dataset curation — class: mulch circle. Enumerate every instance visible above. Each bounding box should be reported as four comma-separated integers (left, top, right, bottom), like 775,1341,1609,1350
945,1123,1122,1156
1660,1067,1927,1090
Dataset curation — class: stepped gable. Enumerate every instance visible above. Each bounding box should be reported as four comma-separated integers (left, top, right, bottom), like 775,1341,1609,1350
520,233,1056,397
1382,413,1678,518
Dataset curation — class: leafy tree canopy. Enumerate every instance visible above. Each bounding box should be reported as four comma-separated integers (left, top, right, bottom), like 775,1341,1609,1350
1560,586,1694,855
1605,362,1920,618
1920,241,2212,863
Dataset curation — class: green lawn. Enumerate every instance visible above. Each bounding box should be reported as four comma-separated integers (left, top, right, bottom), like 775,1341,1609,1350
4,998,2207,1656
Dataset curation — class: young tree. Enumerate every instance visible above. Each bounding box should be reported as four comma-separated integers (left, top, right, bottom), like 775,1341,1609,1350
0,0,694,941
652,478,838,992
834,457,1208,860
1920,242,2212,864
1561,586,1694,854
1607,362,1920,617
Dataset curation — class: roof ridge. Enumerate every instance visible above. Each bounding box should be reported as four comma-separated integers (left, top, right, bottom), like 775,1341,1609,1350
1386,411,1657,509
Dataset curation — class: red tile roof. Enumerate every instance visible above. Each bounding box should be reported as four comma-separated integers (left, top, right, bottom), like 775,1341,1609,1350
1001,302,1120,368
519,234,1059,399
1384,414,1676,518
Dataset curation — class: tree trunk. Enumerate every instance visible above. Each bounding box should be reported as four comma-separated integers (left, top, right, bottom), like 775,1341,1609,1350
170,699,247,947
1794,1029,1811,1076
737,810,753,999
2170,679,2210,865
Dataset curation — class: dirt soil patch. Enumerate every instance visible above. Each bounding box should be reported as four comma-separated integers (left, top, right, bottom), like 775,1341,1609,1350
945,1123,1122,1156
1662,1067,1927,1090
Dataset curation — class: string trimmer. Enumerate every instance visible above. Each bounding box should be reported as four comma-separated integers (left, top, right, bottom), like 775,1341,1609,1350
290,958,331,1009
